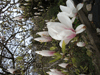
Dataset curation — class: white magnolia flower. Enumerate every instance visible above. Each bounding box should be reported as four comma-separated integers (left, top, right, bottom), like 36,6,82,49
13,16,23,20
58,63,68,68
35,50,55,57
77,42,85,47
7,69,16,74
47,12,86,47
46,69,64,75
60,0,83,18
34,31,52,42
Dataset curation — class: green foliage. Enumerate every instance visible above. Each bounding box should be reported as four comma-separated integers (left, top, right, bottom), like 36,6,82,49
49,57,60,63
49,52,62,63
86,50,92,57
16,56,23,61
71,57,77,67
50,46,57,50
62,40,66,53
80,66,88,73
54,52,62,58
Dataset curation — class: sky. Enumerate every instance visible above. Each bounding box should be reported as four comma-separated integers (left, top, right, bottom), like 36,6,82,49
0,0,38,74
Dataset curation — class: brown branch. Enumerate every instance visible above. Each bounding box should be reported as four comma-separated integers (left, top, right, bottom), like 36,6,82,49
0,55,13,59
0,42,13,56
78,9,100,74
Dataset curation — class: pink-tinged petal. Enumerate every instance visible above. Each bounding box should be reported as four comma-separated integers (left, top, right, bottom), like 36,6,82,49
34,37,52,42
46,71,53,75
57,30,76,40
67,33,76,39
46,71,63,75
77,42,85,47
13,16,23,20
35,50,55,57
50,69,58,72
66,0,75,10
60,5,71,14
57,12,73,28
75,24,86,34
50,69,62,74
47,22,71,40
36,31,49,37
76,3,84,11
48,69,64,75
58,63,68,68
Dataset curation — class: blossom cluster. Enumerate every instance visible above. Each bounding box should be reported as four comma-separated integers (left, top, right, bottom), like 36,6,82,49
34,0,86,75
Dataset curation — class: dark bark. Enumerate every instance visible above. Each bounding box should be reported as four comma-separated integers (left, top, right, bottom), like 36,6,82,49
78,9,100,74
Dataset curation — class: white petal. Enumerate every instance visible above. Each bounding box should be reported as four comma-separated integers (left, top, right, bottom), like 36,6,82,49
77,42,85,47
47,22,68,40
77,3,84,11
35,50,55,57
86,4,92,11
88,14,92,21
58,63,68,68
57,12,73,28
57,30,76,40
59,39,71,47
50,69,62,74
36,31,49,37
71,16,76,23
75,24,86,34
34,37,52,42
67,0,75,10
7,69,16,74
60,5,71,14
96,28,100,33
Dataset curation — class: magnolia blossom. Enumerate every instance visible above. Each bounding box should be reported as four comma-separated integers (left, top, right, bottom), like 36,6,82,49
77,42,85,47
58,63,68,68
7,69,16,74
46,69,64,75
47,12,86,47
60,0,83,18
35,50,55,56
36,31,49,37
13,16,23,20
34,31,52,42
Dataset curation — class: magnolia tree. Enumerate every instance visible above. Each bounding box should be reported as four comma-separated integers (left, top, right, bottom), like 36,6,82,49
34,0,100,75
